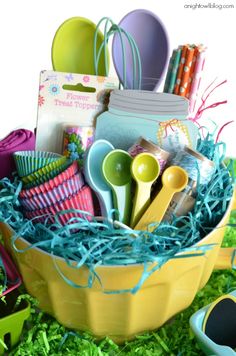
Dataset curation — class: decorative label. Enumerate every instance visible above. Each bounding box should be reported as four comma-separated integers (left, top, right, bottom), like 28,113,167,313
157,119,192,153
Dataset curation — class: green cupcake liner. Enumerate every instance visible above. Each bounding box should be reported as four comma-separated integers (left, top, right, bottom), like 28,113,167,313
23,160,72,189
14,151,62,177
22,156,68,186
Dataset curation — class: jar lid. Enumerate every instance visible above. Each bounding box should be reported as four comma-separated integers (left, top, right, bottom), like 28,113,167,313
184,146,215,167
109,91,189,115
110,101,189,115
138,137,170,160
111,90,188,103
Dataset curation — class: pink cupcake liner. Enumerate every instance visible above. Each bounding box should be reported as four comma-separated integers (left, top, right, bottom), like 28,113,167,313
23,186,94,225
25,211,54,224
20,172,84,211
20,161,79,199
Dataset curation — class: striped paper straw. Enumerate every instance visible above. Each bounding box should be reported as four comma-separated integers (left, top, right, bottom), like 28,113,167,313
174,45,188,94
168,47,182,93
189,50,206,113
163,50,175,92
185,46,199,98
179,46,195,97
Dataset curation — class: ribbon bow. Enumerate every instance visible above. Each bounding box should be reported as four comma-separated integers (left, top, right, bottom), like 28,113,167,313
159,119,179,138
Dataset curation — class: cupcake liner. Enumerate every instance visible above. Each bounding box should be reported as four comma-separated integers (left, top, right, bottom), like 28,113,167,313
59,186,95,222
24,210,54,224
14,151,62,177
23,185,94,225
20,161,79,199
20,172,84,211
22,159,69,188
23,162,68,189
25,160,78,190
22,156,68,186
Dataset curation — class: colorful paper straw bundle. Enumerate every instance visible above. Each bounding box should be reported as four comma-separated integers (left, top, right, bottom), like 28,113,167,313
164,44,206,113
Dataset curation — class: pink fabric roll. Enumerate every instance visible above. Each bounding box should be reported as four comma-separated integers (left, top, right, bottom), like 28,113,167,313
0,129,35,179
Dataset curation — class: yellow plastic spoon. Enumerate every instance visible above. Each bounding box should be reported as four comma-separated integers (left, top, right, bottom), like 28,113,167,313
134,166,188,231
130,152,160,228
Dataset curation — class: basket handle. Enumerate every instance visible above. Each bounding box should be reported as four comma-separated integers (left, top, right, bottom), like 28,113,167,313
214,192,236,270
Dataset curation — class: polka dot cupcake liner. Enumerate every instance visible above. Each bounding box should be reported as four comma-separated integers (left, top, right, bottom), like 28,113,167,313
20,161,79,199
22,156,69,187
24,185,94,225
20,172,84,211
13,151,62,178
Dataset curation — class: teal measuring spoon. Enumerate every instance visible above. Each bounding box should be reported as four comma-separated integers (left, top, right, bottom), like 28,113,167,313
84,139,114,218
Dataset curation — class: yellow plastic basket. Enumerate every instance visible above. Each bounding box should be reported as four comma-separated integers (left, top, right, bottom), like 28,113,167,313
1,190,235,343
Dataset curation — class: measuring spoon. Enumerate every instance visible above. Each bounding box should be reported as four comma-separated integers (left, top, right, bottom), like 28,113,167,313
84,139,114,218
102,150,132,225
130,152,160,228
135,166,188,231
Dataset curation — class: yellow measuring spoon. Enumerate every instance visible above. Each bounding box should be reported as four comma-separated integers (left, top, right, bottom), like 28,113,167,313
130,153,160,228
135,166,188,231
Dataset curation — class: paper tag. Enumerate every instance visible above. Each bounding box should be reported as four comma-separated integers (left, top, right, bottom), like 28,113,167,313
36,70,119,153
156,118,198,153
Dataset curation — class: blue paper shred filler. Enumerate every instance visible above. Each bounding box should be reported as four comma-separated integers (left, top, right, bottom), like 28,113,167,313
0,135,234,294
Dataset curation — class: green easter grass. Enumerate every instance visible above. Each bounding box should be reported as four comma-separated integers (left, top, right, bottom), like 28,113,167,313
5,212,235,356
0,267,5,296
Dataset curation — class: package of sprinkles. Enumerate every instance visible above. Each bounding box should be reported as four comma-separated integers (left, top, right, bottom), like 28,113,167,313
62,125,95,165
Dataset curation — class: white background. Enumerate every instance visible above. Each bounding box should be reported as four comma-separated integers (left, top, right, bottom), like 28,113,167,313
0,0,235,156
